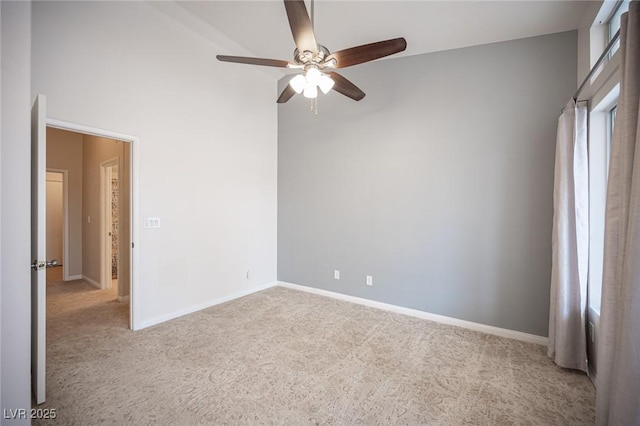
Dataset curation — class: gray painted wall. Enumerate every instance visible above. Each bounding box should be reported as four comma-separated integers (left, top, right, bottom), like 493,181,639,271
278,31,577,337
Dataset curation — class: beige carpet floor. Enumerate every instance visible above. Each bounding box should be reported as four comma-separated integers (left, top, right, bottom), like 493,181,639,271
36,278,595,425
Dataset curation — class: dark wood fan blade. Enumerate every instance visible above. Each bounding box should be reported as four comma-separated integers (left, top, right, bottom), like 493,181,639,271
325,72,365,101
326,37,407,68
277,85,297,104
284,0,318,54
216,55,290,68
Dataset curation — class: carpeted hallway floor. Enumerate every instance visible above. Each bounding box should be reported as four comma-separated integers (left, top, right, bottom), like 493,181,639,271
36,276,595,425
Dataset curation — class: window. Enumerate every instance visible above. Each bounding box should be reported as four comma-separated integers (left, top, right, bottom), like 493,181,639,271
588,92,619,316
586,2,626,319
607,104,617,179
608,0,630,56
609,105,618,133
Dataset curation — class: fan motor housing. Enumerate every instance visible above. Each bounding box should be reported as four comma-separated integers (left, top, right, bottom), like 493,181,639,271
294,44,330,66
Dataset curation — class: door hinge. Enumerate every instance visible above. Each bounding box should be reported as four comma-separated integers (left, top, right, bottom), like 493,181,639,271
132,242,135,249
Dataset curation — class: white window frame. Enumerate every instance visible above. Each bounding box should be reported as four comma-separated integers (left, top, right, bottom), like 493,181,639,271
607,104,617,178
588,87,619,316
608,0,630,57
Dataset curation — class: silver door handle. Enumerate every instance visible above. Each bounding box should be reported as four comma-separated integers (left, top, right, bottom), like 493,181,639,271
32,259,59,270
31,259,46,271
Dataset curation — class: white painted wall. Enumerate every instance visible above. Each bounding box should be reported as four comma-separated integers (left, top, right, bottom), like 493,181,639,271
31,1,278,327
47,127,84,278
1,0,33,422
82,135,130,295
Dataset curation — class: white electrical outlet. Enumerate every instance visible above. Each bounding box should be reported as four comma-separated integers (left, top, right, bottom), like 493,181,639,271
144,218,161,229
366,275,373,286
334,270,340,280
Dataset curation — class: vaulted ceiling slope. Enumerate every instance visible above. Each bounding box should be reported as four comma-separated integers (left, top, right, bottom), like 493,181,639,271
171,0,591,66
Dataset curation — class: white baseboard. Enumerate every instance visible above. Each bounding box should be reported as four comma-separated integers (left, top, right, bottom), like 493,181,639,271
117,295,130,304
83,275,101,289
278,281,548,346
66,274,82,281
137,282,277,330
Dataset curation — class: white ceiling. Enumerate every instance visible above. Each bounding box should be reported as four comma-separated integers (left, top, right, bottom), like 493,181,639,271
174,0,591,68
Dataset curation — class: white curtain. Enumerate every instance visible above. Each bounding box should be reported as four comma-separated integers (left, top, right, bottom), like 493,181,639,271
548,99,589,373
596,3,640,425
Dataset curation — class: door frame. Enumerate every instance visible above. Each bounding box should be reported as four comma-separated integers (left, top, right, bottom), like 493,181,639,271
46,168,69,280
46,118,140,330
100,157,119,292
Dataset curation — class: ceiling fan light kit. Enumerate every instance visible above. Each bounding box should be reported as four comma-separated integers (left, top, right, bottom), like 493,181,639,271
290,66,335,98
216,0,407,109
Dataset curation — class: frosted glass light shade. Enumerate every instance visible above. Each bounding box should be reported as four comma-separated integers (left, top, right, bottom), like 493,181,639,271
306,67,321,85
318,74,335,94
289,74,306,94
303,84,318,99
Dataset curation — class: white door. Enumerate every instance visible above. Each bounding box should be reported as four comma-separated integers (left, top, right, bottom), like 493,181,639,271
31,94,47,404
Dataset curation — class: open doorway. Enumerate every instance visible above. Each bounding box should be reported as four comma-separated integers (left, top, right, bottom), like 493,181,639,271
33,95,140,403
45,124,135,327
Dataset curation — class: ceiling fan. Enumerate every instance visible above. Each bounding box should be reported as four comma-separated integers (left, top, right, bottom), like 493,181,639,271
216,0,407,104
